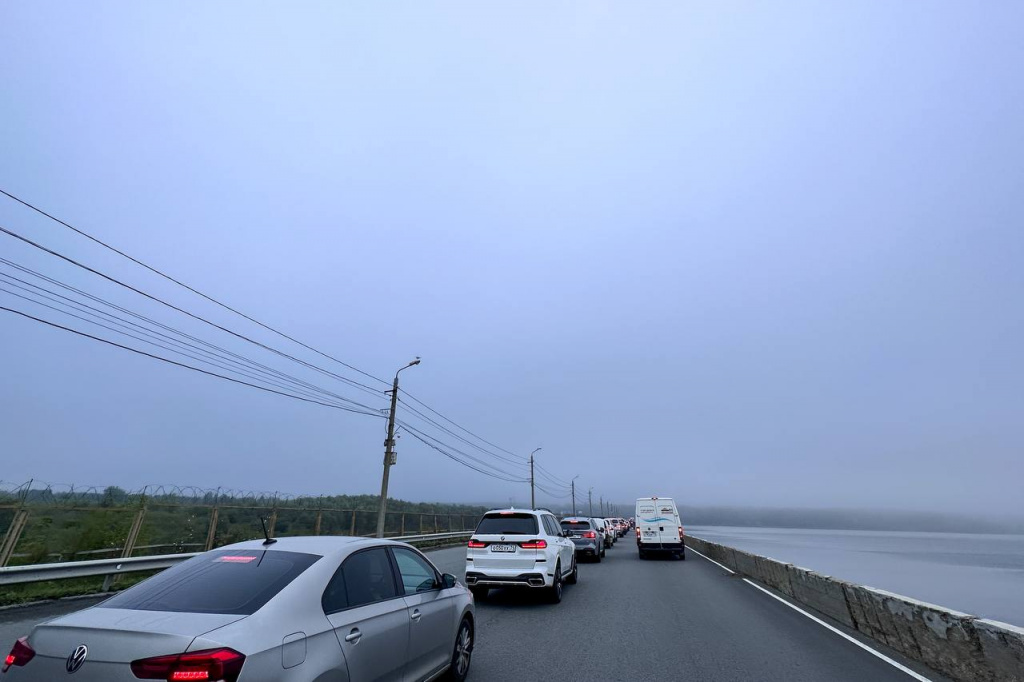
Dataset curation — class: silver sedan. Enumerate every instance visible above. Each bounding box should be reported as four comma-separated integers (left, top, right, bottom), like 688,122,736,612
2,536,475,681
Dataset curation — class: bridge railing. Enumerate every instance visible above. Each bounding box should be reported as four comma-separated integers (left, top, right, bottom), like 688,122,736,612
0,481,485,569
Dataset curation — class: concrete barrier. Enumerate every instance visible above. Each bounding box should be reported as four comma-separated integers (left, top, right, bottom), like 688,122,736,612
684,534,1024,682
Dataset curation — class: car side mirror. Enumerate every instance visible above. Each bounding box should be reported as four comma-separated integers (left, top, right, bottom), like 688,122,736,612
441,573,457,589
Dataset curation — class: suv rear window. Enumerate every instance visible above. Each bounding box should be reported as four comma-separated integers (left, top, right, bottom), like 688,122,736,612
476,513,538,535
561,520,591,527
101,549,320,615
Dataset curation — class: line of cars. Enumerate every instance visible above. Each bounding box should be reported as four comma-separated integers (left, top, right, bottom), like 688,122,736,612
463,508,634,604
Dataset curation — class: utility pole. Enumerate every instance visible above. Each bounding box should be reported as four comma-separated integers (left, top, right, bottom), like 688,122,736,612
529,447,541,510
600,495,604,515
571,476,579,516
588,488,593,515
376,358,420,538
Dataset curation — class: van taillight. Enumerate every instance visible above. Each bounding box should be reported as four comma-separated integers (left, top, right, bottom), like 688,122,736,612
583,531,596,539
130,648,245,681
636,528,641,538
519,539,547,549
3,637,34,672
467,540,486,548
678,526,684,540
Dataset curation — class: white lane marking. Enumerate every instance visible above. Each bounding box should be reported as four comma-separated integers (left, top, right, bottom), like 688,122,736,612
686,546,735,574
741,578,934,682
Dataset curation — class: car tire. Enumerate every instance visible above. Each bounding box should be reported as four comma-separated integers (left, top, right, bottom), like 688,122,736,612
601,546,606,558
470,586,489,600
567,558,578,584
549,564,563,603
679,550,686,561
639,548,647,560
594,550,602,563
443,617,473,682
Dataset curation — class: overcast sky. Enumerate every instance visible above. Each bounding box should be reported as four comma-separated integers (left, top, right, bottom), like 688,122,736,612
1,2,1022,516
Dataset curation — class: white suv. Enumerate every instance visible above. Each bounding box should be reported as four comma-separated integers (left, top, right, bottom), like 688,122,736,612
465,509,577,603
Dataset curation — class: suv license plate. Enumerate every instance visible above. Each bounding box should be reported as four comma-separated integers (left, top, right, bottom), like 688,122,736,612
490,544,516,553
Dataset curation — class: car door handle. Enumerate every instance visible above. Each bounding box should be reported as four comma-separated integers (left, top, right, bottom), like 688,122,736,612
344,629,361,643
410,609,422,622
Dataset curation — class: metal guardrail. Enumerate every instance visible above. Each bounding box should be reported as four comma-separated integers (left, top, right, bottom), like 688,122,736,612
0,531,472,587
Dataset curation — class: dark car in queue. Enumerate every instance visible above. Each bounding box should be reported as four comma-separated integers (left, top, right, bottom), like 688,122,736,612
560,517,605,562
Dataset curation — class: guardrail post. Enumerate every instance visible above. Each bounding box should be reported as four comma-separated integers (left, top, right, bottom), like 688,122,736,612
0,509,30,568
204,506,220,551
350,510,357,536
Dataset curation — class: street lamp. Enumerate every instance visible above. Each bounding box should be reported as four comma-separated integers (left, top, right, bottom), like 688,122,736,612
376,357,420,538
529,447,542,510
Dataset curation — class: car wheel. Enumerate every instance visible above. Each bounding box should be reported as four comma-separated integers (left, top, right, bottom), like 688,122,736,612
601,546,606,558
567,558,578,584
549,564,563,603
639,548,647,560
443,617,473,682
470,586,489,600
679,550,686,561
594,550,602,563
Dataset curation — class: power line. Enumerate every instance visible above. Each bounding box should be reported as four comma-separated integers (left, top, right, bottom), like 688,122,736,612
402,429,528,483
397,421,530,482
0,261,383,411
0,188,389,387
535,463,572,487
0,304,385,416
0,284,374,411
399,388,526,461
0,223,384,397
397,397,530,471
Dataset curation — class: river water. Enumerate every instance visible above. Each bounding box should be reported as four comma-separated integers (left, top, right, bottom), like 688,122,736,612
687,526,1024,626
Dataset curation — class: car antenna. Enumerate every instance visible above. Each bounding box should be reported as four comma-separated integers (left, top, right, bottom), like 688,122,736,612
260,516,277,545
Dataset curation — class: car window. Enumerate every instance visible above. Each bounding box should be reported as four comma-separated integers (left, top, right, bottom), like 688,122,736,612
322,565,348,614
542,516,556,535
392,547,439,594
342,548,399,608
101,549,320,616
475,513,538,535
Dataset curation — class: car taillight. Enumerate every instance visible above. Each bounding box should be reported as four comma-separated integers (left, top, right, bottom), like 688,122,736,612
467,540,486,548
130,648,245,681
678,526,684,540
583,531,596,539
3,637,35,672
636,528,641,538
519,539,547,549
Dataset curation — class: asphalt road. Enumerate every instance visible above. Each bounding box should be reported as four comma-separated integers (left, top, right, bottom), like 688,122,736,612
1,542,949,681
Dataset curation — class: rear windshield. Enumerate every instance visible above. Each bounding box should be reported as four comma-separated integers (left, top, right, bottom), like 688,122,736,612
561,520,591,528
476,513,538,535
101,549,320,615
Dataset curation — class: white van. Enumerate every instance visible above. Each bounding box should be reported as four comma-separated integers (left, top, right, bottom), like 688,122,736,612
635,497,685,560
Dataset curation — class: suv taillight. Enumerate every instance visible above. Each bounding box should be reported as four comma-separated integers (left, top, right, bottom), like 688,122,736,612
467,540,486,548
519,539,547,549
583,531,596,539
3,637,34,672
130,648,245,681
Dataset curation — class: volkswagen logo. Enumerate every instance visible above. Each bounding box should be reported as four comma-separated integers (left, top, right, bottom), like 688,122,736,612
66,645,88,674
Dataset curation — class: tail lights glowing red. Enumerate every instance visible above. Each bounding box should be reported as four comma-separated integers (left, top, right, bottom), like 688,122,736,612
519,539,547,549
583,531,597,539
130,647,245,682
467,540,486,549
678,526,685,540
2,637,35,672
